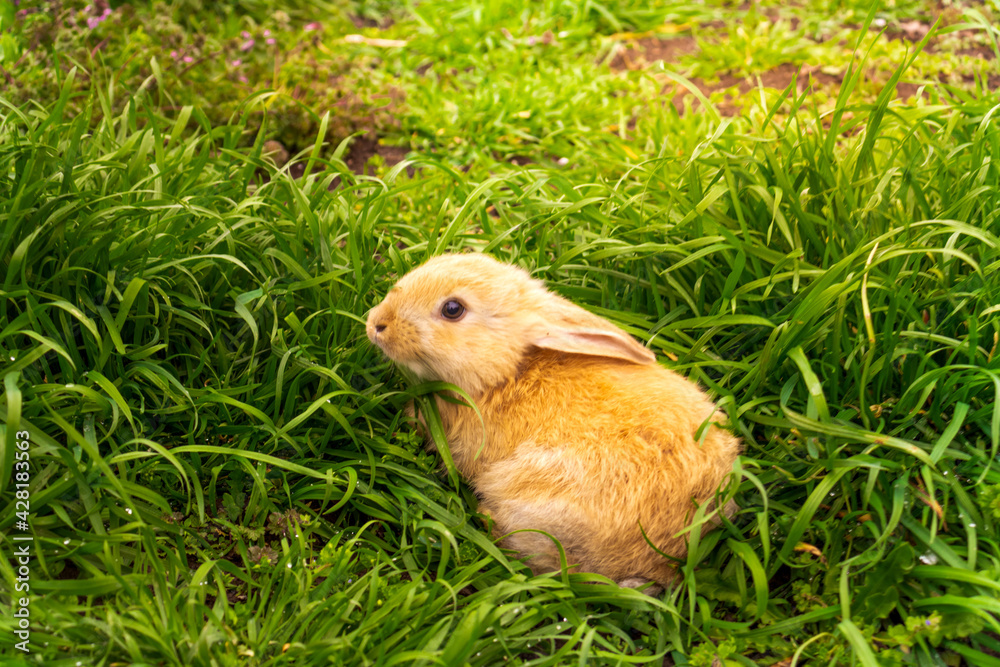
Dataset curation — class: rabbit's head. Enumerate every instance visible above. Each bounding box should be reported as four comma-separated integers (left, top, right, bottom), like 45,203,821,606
366,254,654,396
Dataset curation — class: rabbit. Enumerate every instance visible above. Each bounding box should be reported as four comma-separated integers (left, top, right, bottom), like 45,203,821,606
365,253,740,588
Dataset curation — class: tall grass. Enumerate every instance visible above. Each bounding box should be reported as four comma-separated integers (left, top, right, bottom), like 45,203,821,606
1,6,999,667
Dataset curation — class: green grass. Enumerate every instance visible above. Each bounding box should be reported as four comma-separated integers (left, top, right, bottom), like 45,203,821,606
1,0,1000,665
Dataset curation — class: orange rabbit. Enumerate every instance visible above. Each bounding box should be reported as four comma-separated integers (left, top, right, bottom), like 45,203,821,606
366,253,740,587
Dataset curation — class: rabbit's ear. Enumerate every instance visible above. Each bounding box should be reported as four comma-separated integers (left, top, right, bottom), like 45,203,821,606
531,327,656,365
520,289,656,364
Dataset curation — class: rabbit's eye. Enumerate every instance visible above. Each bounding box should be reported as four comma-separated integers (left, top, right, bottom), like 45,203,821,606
441,300,466,320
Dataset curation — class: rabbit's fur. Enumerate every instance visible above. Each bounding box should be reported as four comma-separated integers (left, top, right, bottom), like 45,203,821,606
366,253,740,586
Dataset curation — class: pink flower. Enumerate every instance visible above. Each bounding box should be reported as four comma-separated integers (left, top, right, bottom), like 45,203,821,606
266,37,276,45
230,59,242,67
241,30,251,39
183,56,194,63
239,75,248,83
263,29,271,37
304,22,321,31
84,7,112,30
240,39,255,51
170,50,179,59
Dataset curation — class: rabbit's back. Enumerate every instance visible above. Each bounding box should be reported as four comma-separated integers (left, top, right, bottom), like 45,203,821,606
463,351,739,583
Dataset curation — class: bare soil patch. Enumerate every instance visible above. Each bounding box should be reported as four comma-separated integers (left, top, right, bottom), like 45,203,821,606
894,82,925,100
954,43,998,59
609,36,699,72
279,131,408,182
667,63,843,116
885,8,997,61
350,14,395,30
343,132,409,173
924,30,999,60
887,19,935,43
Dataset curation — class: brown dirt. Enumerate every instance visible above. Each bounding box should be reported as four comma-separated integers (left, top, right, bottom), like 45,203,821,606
350,14,395,30
952,70,1000,90
955,43,998,59
889,61,1000,101
342,132,409,173
667,63,844,116
886,19,934,43
924,27,999,60
758,63,843,90
609,36,699,72
885,8,997,61
894,82,926,100
280,132,408,182
663,56,1000,117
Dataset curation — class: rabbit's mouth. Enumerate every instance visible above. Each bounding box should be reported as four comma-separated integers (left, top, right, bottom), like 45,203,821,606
368,329,439,381
369,332,398,360
393,350,439,382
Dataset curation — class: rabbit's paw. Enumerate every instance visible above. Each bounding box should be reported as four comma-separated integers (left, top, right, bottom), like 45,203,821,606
617,577,663,597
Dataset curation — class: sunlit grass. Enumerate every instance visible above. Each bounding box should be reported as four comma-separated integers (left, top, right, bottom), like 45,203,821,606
1,0,999,665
